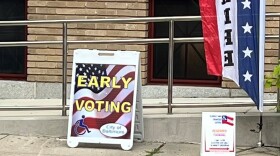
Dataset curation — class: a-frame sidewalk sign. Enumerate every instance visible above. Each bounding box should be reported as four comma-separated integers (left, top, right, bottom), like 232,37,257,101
67,49,144,150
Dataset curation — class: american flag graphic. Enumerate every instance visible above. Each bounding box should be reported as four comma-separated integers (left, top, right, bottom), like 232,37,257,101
222,115,234,126
71,63,136,139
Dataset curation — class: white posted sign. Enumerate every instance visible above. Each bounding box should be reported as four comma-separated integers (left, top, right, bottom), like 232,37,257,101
201,112,236,156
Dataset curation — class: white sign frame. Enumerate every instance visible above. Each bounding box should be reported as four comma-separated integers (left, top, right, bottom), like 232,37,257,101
67,49,140,150
201,112,236,156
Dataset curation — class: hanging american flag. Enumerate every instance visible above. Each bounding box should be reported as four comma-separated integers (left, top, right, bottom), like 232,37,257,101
199,0,266,111
71,63,136,139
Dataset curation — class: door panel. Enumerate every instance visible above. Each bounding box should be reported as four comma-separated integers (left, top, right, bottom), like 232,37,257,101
149,0,220,85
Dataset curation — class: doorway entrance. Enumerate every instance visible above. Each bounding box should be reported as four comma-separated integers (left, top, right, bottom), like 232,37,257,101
148,0,220,86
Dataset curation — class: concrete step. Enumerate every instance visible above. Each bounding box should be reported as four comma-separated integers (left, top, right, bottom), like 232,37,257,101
0,98,279,147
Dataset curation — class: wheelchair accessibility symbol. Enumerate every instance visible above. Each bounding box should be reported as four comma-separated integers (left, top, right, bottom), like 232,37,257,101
74,115,91,135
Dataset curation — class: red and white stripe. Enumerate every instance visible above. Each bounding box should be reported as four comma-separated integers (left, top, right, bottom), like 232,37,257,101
199,0,239,85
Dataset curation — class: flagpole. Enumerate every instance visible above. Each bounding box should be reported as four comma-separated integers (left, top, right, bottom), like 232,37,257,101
257,112,264,147
257,0,265,148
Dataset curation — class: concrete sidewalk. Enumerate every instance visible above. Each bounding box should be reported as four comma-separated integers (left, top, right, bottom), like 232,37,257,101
0,135,279,156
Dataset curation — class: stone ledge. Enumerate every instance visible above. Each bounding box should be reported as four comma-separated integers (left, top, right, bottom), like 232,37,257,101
0,80,277,100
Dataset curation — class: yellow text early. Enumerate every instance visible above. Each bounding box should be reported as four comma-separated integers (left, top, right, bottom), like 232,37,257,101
77,75,132,89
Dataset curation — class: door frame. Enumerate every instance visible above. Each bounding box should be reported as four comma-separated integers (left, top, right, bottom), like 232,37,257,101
148,0,221,86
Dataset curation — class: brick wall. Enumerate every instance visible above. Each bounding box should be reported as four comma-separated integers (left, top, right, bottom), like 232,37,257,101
221,0,280,93
27,0,280,91
27,0,149,84
264,0,280,93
